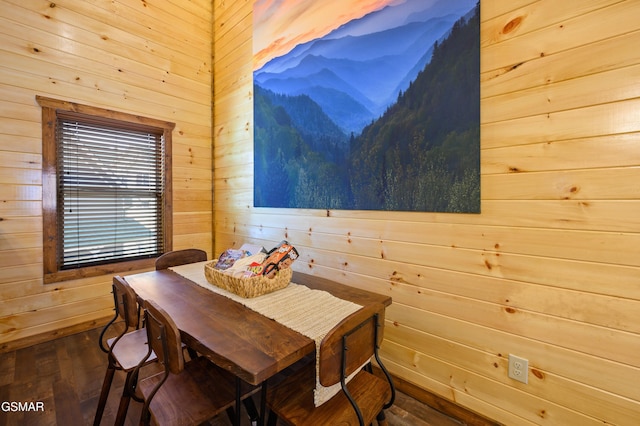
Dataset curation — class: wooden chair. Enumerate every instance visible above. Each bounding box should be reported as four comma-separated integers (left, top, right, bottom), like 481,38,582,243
94,276,157,426
154,248,207,270
265,303,395,426
134,299,260,426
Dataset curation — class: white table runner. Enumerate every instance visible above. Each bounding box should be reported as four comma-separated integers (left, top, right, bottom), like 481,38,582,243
170,261,362,406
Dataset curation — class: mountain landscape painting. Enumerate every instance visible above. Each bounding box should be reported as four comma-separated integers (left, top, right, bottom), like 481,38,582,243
253,0,480,213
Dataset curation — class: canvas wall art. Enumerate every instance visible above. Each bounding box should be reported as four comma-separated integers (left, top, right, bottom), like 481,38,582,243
253,0,480,213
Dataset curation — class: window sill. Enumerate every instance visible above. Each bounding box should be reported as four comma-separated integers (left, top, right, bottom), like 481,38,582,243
43,258,156,284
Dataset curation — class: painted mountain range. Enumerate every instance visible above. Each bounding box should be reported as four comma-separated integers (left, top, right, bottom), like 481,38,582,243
254,0,477,135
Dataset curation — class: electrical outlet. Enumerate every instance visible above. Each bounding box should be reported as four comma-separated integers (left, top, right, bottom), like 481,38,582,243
508,354,528,384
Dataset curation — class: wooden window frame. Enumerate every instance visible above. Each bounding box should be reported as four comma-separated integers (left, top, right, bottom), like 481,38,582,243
38,96,174,283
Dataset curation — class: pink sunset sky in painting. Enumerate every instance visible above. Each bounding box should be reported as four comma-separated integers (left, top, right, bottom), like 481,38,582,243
253,0,408,70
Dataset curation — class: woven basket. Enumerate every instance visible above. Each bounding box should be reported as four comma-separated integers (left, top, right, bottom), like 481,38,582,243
203,261,292,298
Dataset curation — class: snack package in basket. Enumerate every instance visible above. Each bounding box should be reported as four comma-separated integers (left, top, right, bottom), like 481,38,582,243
239,243,265,256
261,241,299,279
213,249,246,270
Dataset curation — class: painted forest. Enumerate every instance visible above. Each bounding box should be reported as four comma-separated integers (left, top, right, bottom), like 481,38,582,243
254,4,479,212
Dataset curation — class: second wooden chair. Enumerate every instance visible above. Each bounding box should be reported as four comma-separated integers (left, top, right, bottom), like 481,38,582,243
155,248,207,360
134,299,260,426
154,248,207,270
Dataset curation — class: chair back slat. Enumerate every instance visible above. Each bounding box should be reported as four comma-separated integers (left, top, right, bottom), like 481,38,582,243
318,303,385,387
143,299,185,375
113,276,139,329
155,249,207,270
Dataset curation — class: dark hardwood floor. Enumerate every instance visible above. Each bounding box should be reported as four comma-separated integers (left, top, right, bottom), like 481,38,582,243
0,326,462,426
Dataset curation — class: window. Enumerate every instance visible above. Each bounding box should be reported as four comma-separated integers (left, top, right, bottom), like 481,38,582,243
38,96,174,283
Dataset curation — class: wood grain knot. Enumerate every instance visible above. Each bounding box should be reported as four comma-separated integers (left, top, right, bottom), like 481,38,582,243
532,369,545,379
502,16,523,34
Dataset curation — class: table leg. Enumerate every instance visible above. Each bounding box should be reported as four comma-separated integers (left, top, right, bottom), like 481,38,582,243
259,381,268,426
235,377,241,426
243,394,259,426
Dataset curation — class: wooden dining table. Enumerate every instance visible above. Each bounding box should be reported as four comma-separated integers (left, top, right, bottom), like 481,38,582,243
124,267,391,425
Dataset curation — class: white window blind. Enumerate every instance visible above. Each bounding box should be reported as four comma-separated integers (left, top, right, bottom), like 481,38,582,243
56,117,165,269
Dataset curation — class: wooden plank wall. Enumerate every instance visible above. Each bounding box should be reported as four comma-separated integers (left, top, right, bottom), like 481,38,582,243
213,0,640,424
0,0,213,348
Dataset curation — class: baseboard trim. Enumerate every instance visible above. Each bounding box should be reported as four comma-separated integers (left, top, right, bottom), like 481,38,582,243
376,367,501,426
0,316,112,353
